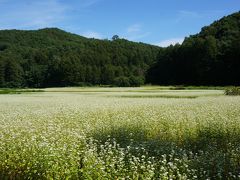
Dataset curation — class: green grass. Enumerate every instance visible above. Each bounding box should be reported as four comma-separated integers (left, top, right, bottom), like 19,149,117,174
119,95,198,98
0,89,44,94
225,87,240,96
0,87,239,179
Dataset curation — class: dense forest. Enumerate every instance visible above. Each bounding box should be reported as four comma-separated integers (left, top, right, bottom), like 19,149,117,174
0,11,239,88
0,29,160,87
147,11,240,86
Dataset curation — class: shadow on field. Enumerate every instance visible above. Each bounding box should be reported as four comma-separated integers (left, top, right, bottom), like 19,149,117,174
91,126,176,156
91,125,240,153
90,125,240,178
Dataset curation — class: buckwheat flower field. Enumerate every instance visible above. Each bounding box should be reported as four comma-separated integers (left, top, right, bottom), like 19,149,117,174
0,87,240,179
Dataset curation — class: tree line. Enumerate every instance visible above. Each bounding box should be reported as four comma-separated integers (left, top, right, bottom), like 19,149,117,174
0,12,239,88
0,28,160,87
147,11,240,86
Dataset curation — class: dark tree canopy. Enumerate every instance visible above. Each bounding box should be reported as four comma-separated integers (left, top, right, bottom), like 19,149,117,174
0,11,240,87
147,11,240,86
0,28,160,87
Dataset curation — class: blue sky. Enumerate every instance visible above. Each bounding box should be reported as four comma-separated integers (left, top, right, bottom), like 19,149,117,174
0,0,239,46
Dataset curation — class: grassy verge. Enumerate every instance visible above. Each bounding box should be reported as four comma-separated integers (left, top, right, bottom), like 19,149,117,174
0,89,44,94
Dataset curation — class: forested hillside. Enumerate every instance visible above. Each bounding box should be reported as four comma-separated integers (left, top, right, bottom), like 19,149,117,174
147,11,240,85
0,28,160,87
0,11,240,87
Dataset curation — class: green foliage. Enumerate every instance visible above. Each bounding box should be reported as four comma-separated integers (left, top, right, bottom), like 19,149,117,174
225,87,240,95
129,76,145,87
113,76,145,87
0,59,5,87
147,11,240,86
3,58,23,88
0,43,8,51
0,89,43,94
0,28,159,88
113,76,130,87
0,12,239,87
112,35,119,41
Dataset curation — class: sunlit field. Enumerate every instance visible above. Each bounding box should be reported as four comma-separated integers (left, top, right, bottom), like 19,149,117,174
0,87,240,179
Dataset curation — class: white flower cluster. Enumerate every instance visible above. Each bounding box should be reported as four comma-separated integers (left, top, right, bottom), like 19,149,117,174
0,88,239,179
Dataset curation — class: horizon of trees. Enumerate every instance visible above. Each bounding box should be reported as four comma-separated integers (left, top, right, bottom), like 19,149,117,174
147,11,240,86
0,28,160,87
0,11,239,88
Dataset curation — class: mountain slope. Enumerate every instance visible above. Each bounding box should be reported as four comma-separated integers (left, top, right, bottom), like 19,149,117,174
0,28,160,87
147,11,240,85
0,11,240,88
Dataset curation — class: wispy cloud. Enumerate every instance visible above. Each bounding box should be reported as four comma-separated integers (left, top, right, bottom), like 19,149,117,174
155,38,184,47
0,0,68,29
80,0,102,8
178,10,203,18
123,23,151,41
175,10,226,23
126,32,151,41
82,31,103,39
175,10,204,23
0,0,103,30
127,24,142,33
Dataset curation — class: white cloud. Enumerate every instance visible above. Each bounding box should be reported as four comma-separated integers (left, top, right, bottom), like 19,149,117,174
127,24,141,33
80,0,101,8
82,31,103,39
175,10,204,23
175,10,225,23
123,23,151,41
178,10,203,18
125,32,151,41
0,0,68,29
155,38,184,47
